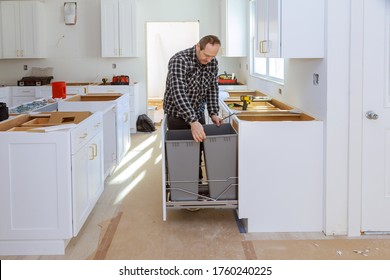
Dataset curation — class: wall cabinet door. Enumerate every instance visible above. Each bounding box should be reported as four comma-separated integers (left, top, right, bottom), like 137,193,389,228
0,1,46,59
220,0,247,57
101,0,137,57
256,0,324,58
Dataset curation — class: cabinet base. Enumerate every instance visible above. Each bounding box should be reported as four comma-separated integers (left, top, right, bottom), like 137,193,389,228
0,239,67,256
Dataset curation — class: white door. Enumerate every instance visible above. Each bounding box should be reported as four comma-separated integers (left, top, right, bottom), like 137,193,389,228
146,22,199,99
361,0,390,232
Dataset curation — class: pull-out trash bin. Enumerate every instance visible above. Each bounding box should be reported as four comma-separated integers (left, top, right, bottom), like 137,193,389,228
165,129,200,201
203,123,238,200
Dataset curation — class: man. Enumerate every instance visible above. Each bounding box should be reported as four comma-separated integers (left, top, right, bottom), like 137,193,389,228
163,35,222,142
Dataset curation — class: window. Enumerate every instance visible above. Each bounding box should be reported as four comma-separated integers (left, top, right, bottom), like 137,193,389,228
250,0,284,83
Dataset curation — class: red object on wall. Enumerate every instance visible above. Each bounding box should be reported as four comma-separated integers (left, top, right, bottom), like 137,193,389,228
52,81,66,99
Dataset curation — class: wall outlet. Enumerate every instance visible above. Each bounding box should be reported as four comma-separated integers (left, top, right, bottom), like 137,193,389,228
112,63,117,69
24,65,28,71
278,88,282,94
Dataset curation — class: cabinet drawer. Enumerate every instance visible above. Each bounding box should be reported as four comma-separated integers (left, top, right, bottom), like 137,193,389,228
71,113,103,154
13,87,36,97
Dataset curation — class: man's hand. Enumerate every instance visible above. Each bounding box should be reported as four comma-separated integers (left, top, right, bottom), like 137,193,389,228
211,114,222,126
190,121,206,142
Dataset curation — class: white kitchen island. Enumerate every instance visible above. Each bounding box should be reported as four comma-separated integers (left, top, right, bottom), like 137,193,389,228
0,112,104,255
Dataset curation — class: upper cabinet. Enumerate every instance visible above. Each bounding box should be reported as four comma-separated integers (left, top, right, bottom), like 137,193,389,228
0,1,46,59
256,0,324,58
101,0,137,58
220,0,247,57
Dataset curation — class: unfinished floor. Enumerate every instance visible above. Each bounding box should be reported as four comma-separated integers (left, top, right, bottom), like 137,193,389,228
1,127,390,260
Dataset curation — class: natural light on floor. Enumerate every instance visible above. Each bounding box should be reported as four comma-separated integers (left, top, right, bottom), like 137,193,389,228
114,171,146,205
109,147,153,185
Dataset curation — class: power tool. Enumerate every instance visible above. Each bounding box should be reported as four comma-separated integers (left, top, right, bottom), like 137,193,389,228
240,95,253,110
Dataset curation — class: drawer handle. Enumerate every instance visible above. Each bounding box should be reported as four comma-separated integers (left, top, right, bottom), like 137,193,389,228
124,113,128,122
79,133,88,139
94,122,101,128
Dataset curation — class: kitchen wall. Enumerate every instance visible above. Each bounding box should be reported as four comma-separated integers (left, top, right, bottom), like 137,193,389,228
0,0,242,113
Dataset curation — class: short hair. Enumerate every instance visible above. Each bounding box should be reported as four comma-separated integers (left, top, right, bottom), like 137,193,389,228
198,35,221,50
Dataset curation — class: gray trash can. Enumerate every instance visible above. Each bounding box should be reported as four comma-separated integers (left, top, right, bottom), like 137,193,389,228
165,129,200,201
203,123,238,200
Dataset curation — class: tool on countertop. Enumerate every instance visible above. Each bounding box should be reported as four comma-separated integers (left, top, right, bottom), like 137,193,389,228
240,95,253,111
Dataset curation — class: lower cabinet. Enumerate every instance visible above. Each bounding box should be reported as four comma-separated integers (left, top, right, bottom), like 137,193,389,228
57,93,131,178
219,95,324,233
88,83,139,133
0,112,104,255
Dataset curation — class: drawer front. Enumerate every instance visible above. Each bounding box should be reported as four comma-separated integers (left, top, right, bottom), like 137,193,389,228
12,87,36,97
71,113,103,154
88,85,130,94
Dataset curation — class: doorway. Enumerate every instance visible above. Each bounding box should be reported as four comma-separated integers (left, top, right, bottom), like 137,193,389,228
146,22,199,122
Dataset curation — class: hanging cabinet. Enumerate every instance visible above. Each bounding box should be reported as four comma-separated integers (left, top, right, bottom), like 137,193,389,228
0,1,46,59
220,0,247,57
256,0,324,58
100,0,137,57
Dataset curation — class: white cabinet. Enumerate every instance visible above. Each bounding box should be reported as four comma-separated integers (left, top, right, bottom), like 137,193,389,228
0,112,104,255
100,0,137,57
219,96,323,233
12,87,36,106
220,0,247,57
88,84,139,133
58,93,131,178
0,87,10,106
0,1,46,59
256,0,324,58
35,86,52,99
67,86,88,95
36,85,88,99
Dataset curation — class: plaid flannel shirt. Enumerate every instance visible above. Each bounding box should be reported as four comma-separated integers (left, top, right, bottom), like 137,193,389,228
163,46,219,124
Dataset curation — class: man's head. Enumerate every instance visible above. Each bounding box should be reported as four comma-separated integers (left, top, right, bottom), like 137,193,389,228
195,35,221,65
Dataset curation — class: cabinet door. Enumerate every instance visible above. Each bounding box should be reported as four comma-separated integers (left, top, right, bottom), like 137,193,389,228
256,0,280,58
116,98,131,162
71,144,90,236
220,0,247,57
256,0,324,58
118,0,137,57
0,134,72,240
0,1,20,58
101,0,120,57
88,131,104,205
72,131,104,236
19,1,38,58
